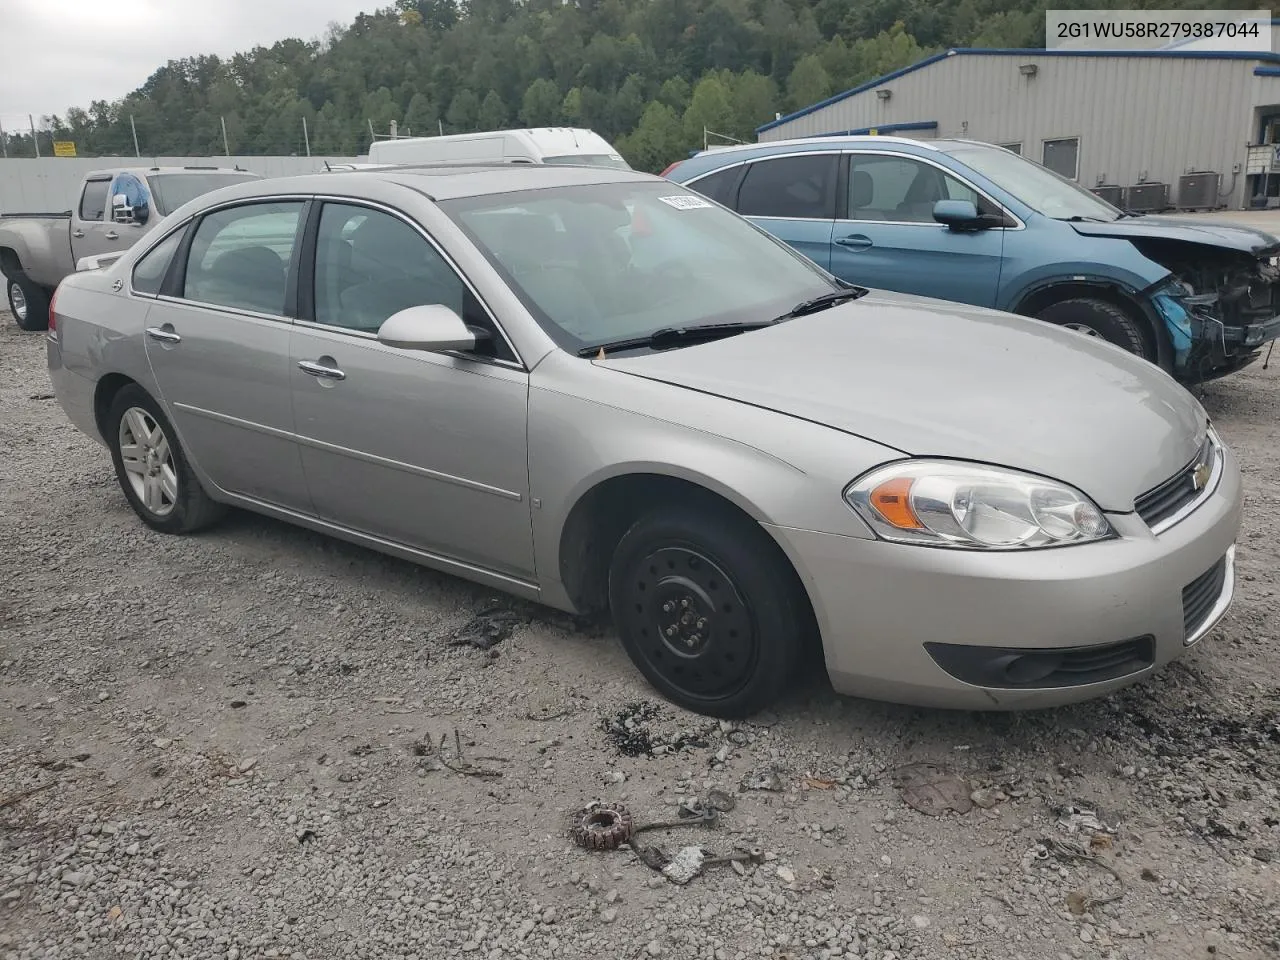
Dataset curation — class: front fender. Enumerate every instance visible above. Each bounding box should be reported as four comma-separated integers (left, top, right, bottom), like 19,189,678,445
528,353,897,606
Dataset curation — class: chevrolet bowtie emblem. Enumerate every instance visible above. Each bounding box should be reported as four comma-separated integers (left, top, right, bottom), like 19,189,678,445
1192,462,1211,491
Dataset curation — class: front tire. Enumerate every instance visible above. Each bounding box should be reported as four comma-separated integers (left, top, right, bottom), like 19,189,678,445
1036,297,1150,358
6,273,49,332
106,384,225,534
607,501,807,719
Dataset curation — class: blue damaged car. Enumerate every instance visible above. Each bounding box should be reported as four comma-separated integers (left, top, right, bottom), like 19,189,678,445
663,136,1280,381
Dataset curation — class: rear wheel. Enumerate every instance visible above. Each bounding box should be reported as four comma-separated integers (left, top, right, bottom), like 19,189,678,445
5,273,49,332
1036,297,1150,359
106,384,225,534
607,501,807,719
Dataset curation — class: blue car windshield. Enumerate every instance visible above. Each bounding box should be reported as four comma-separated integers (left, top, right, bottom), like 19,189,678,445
938,144,1124,222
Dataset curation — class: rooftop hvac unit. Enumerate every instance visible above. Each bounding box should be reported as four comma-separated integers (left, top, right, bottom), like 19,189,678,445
1125,182,1170,212
1091,184,1123,206
1177,171,1221,211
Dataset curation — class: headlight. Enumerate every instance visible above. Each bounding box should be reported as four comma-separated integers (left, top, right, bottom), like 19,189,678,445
844,460,1114,550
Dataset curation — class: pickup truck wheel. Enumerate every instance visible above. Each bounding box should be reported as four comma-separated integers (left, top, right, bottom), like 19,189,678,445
106,384,226,534
607,501,805,719
6,273,49,332
1036,297,1150,359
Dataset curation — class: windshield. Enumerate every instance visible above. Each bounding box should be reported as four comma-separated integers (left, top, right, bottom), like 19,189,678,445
146,173,261,215
541,153,633,170
938,144,1124,222
440,181,839,353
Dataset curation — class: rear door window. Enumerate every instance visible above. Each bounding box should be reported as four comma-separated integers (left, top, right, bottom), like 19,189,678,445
79,179,111,222
182,202,305,316
686,167,743,208
736,154,839,220
131,228,186,296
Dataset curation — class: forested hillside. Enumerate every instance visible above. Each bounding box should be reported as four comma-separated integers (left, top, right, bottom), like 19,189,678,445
9,0,1248,170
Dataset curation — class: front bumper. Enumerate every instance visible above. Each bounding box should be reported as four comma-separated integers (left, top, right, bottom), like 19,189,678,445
763,443,1243,711
1218,311,1280,348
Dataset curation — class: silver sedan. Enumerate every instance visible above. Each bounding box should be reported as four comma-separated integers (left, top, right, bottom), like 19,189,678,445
45,164,1242,718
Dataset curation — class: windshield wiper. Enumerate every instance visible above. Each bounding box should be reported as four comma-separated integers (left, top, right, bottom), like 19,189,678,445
1059,215,1113,223
773,286,868,322
581,321,775,358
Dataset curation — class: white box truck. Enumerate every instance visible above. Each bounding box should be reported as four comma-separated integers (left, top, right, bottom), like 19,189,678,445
367,128,630,169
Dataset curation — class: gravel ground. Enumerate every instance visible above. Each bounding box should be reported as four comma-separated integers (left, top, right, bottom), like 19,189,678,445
2,312,1278,960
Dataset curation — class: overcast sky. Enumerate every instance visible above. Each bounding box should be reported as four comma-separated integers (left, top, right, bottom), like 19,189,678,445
0,0,379,127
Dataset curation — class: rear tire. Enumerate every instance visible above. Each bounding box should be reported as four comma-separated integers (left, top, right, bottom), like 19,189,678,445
1036,297,1150,358
106,384,226,534
607,500,807,719
6,273,49,332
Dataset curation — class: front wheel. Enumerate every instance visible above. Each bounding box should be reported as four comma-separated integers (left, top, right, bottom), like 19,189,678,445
6,273,50,332
607,501,807,719
106,384,225,534
1036,297,1151,359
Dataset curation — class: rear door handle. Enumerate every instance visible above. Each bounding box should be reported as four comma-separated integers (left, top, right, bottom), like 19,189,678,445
835,235,873,248
298,359,346,381
72,229,85,238
145,326,182,344
105,230,120,241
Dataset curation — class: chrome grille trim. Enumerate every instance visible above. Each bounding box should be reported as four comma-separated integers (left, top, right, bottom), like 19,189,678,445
1135,429,1222,535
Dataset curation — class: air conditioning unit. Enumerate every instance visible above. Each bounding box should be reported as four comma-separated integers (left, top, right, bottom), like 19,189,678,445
1177,171,1221,211
1091,184,1123,205
1125,182,1170,212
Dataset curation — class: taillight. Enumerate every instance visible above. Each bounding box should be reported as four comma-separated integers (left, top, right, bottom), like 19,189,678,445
48,288,58,333
659,162,679,178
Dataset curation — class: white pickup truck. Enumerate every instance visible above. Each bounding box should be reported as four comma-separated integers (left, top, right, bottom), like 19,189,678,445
1,165,261,330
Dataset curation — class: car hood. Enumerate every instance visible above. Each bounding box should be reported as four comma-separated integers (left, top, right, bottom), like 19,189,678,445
599,291,1207,511
1068,215,1280,256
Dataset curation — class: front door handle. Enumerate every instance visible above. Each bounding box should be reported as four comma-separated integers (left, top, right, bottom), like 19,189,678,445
145,326,182,344
105,230,120,241
298,359,346,381
835,234,873,248
72,229,85,238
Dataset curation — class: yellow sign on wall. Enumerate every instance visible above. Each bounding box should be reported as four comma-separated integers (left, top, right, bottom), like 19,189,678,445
52,141,77,157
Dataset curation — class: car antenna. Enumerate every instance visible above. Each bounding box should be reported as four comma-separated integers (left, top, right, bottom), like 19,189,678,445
324,160,332,172
1265,340,1275,370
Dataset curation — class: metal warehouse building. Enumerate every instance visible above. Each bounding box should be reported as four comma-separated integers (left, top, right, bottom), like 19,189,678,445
757,40,1280,212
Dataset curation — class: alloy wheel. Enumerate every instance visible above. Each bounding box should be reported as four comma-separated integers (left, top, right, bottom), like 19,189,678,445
118,407,178,517
9,281,27,322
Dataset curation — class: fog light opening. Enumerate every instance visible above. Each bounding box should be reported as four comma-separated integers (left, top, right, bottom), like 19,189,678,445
996,652,1064,685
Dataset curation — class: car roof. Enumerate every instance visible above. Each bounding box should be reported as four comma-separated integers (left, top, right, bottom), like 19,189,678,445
83,165,259,179
201,162,658,203
666,135,956,181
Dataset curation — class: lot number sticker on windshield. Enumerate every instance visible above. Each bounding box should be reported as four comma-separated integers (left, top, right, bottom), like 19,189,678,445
658,195,714,210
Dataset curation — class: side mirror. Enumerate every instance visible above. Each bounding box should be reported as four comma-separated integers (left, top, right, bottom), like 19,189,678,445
132,204,150,226
376,303,489,353
932,199,984,230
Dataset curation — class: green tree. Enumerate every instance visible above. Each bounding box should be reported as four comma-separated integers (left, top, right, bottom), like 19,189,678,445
786,54,831,112
682,73,734,146
520,78,562,126
619,101,684,173
446,89,481,132
478,90,508,129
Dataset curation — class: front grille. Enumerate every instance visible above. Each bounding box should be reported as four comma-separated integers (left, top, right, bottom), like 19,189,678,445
1135,435,1215,530
1183,555,1228,638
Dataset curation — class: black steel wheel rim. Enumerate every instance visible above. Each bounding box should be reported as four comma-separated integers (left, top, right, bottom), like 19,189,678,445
622,543,758,701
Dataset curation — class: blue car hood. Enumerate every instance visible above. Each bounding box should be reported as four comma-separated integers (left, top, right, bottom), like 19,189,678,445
1069,216,1280,256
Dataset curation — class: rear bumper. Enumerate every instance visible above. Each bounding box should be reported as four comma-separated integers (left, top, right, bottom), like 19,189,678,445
46,334,102,444
763,443,1244,711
